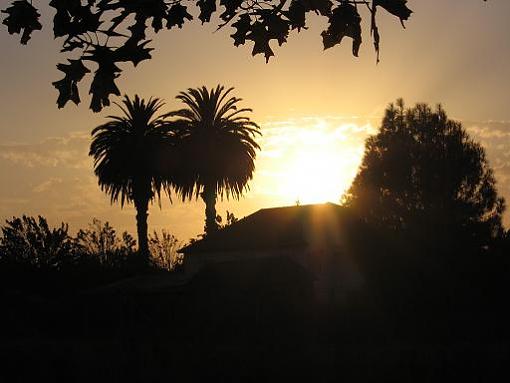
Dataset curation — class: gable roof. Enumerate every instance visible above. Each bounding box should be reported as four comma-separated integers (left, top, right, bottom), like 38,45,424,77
179,203,359,254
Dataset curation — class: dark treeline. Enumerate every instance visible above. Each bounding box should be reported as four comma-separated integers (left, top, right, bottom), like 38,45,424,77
1,100,510,381
1,214,509,382
0,216,181,294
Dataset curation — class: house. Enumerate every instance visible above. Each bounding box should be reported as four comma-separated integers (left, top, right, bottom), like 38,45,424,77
179,203,366,303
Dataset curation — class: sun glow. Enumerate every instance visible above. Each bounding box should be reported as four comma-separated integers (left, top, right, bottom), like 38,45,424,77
257,118,369,206
279,149,348,204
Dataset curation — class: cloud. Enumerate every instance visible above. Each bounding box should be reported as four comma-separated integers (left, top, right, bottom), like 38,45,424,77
33,177,63,193
2,117,510,241
0,131,91,169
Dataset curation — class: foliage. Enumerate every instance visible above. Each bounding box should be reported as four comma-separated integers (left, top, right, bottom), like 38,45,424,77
0,0,424,112
217,210,239,229
0,214,181,272
89,95,176,257
345,99,505,249
168,85,261,235
0,215,75,270
149,230,183,270
75,218,136,267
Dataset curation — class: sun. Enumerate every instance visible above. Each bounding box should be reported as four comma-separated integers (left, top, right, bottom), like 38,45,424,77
272,121,358,205
254,118,367,207
279,150,345,204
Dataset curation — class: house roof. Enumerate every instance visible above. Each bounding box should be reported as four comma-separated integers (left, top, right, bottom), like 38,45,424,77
179,203,359,254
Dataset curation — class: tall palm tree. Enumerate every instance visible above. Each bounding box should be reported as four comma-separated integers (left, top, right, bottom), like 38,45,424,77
89,95,174,260
169,85,261,235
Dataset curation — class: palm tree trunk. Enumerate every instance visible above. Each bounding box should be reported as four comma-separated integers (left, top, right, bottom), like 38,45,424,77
135,198,150,262
201,184,218,236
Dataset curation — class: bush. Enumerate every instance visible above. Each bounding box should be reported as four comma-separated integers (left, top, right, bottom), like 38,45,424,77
149,230,183,271
0,215,75,270
74,218,136,269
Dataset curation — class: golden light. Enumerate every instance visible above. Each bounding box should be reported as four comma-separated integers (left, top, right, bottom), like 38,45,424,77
278,148,347,204
257,118,368,206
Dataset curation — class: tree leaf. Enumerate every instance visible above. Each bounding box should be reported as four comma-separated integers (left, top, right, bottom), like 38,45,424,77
219,0,242,21
61,39,85,53
230,13,251,46
302,0,333,16
197,0,216,24
321,4,362,56
166,4,193,29
286,1,307,31
115,40,154,67
49,0,101,39
260,12,290,47
1,0,42,44
52,59,90,108
85,46,121,112
374,0,412,24
246,21,274,63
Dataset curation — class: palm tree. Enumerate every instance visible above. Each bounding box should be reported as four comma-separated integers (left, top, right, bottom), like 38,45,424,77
169,85,261,235
89,95,174,261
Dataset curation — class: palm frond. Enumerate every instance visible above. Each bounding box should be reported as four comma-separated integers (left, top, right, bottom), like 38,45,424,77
90,95,177,208
168,85,262,201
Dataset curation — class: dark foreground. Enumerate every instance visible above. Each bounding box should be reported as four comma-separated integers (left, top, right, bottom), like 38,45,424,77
1,249,509,382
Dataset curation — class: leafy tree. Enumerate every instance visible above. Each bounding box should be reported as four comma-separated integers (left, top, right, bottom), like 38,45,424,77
149,230,182,270
74,218,136,267
1,0,422,112
169,85,261,235
0,215,75,270
89,95,176,261
345,100,505,250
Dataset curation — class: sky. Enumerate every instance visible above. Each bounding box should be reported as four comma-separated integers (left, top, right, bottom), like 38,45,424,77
1,0,510,242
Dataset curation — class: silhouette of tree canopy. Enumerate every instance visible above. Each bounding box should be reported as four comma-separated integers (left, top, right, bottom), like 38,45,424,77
345,100,505,250
0,0,420,112
89,95,176,260
169,85,261,235
74,218,136,266
0,215,76,270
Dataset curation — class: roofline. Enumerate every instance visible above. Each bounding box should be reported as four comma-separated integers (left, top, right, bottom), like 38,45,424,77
177,202,345,253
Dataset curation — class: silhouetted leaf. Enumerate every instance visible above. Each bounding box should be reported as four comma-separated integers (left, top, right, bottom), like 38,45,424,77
166,4,193,29
257,10,290,47
52,59,90,108
374,0,412,24
321,4,361,56
302,0,333,16
50,0,101,38
115,40,154,66
286,1,307,31
98,29,128,38
197,0,216,23
61,39,84,53
128,16,146,42
230,13,251,46
1,0,42,44
86,46,121,112
371,12,381,63
246,22,274,62
219,0,242,21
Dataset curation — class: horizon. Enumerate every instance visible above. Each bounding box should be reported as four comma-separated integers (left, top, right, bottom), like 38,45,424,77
1,0,510,241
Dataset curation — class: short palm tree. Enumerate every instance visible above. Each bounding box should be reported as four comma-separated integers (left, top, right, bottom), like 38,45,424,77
90,95,174,261
169,85,261,235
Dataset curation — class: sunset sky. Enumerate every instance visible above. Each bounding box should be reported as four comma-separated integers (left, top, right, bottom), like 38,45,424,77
1,0,510,242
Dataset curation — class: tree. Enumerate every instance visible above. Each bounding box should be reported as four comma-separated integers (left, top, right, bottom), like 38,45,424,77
89,95,175,261
0,215,75,270
345,100,505,250
74,218,136,267
169,85,261,235
0,0,421,112
149,230,182,270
